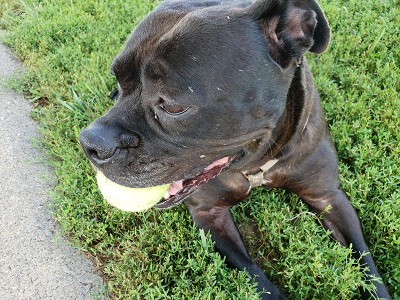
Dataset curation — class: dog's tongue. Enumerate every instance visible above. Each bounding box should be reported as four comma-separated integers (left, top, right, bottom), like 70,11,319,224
204,156,229,170
167,180,183,196
166,156,230,197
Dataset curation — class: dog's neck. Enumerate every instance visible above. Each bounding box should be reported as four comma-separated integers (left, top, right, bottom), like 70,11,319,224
242,58,315,186
257,59,309,160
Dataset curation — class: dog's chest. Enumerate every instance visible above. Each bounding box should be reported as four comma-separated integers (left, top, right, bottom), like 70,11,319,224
242,159,279,188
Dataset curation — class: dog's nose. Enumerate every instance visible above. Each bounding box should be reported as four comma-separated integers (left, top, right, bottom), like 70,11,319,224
79,124,139,166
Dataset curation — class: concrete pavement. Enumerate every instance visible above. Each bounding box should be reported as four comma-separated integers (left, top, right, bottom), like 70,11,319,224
0,39,105,299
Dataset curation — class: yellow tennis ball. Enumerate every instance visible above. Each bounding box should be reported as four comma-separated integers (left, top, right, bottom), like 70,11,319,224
96,171,170,212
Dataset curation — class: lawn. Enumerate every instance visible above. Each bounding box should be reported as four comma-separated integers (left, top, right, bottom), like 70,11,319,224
1,0,399,299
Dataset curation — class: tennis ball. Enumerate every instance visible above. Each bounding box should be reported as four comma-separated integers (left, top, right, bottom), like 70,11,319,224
96,171,170,212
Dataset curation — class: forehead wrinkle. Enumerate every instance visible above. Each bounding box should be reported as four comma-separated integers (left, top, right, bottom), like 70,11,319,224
111,9,190,77
132,10,190,63
112,1,252,77
156,7,227,47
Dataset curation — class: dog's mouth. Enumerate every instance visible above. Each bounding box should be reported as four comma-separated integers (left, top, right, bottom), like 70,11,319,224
155,155,236,209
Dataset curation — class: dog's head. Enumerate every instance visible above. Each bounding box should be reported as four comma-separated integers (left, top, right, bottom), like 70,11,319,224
79,0,330,209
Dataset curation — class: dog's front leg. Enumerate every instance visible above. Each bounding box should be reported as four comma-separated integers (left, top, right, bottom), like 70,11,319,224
184,176,287,300
302,188,392,300
283,139,392,300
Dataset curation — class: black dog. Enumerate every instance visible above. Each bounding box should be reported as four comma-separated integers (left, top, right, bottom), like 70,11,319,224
79,0,391,299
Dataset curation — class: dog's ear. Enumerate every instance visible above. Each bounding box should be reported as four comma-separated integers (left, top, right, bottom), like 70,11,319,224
246,0,330,68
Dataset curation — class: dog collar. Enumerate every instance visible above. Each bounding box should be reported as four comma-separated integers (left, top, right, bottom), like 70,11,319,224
242,159,278,188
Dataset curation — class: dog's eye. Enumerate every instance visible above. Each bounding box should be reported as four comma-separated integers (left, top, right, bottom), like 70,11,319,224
159,98,189,115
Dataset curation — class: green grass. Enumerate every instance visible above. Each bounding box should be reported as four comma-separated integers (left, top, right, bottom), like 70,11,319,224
1,0,399,299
